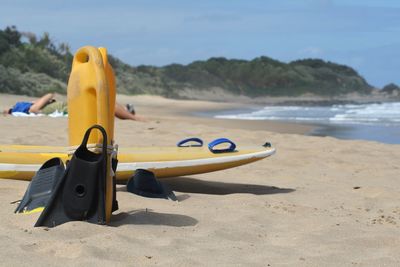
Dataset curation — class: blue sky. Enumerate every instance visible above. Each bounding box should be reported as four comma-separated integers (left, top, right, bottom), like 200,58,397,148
1,0,399,87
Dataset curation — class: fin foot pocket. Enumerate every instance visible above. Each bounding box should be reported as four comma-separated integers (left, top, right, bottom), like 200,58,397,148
35,125,111,228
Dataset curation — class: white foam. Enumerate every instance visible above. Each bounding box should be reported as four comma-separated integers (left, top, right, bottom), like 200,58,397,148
215,102,400,125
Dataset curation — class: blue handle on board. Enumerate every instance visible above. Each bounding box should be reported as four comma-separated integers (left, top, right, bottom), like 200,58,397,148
177,137,204,147
208,138,236,153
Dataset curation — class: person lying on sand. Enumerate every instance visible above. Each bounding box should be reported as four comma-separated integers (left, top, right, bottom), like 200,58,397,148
2,93,144,121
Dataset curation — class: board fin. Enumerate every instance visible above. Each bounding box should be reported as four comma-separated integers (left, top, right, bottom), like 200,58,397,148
127,169,177,201
35,125,110,227
15,158,65,214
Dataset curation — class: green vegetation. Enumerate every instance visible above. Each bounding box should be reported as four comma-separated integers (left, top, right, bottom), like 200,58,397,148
0,26,70,96
382,83,400,94
1,26,373,98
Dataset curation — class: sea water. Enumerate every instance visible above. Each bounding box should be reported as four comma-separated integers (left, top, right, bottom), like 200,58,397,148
214,102,400,144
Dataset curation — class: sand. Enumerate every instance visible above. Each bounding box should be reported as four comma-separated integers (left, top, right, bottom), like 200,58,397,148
1,94,400,266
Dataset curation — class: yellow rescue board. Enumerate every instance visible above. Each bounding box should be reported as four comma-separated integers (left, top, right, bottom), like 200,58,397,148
0,145,275,181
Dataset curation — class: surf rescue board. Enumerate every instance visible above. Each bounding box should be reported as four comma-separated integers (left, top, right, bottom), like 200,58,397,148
0,145,275,181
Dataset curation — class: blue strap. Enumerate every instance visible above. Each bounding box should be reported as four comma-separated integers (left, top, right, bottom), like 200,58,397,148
208,138,236,153
177,137,203,147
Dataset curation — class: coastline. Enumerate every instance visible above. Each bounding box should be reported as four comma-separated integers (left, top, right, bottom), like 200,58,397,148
117,94,316,135
0,93,315,147
2,93,399,143
164,89,400,106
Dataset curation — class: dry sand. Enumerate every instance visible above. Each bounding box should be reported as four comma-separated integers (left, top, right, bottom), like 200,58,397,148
0,94,400,266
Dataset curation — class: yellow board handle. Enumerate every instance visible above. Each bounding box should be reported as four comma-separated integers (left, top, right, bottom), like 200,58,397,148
67,46,115,146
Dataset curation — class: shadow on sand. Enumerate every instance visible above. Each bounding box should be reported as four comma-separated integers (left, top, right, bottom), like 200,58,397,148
117,177,294,196
110,209,198,227
111,177,293,227
161,177,295,196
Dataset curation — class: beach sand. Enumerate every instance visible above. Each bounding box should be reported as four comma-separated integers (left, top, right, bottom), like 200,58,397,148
0,94,400,266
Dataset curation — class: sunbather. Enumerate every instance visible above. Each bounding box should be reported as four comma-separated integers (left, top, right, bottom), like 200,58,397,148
3,93,144,121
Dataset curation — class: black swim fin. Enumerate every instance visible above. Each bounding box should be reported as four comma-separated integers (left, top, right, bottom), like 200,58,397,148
15,158,65,214
35,125,110,228
127,169,177,201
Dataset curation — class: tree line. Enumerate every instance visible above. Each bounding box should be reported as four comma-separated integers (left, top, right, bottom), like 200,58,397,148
0,26,374,97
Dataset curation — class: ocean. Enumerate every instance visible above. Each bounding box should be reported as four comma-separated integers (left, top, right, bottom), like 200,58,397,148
214,102,400,144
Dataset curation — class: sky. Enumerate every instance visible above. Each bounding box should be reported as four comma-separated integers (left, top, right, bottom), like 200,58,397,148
1,0,399,87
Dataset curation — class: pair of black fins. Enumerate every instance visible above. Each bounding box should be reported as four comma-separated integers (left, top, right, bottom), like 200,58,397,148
15,124,176,227
16,125,115,227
